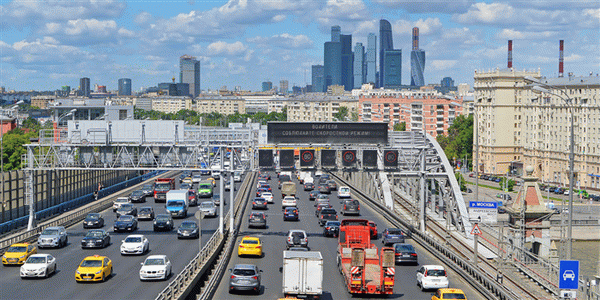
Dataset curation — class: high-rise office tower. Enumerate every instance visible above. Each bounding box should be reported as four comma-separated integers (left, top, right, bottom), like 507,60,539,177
311,65,325,93
80,77,90,97
180,55,200,98
340,34,353,91
118,78,132,96
383,50,402,88
324,41,342,89
262,81,273,92
280,80,289,94
379,19,393,87
366,34,377,85
331,25,341,42
410,27,426,87
353,43,365,89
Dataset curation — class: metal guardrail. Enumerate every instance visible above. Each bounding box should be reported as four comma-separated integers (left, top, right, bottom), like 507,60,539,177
331,172,519,300
154,171,256,300
0,170,165,253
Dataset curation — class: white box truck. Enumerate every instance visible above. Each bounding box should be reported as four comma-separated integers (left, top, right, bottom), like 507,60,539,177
166,190,189,218
282,251,323,299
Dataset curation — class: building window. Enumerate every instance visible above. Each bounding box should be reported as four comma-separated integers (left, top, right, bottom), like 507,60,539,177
119,110,127,120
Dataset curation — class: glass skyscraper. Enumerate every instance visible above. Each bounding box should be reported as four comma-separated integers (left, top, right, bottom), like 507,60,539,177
118,78,132,96
379,19,393,87
366,34,377,85
262,81,273,92
410,27,425,87
340,34,353,91
353,43,365,89
324,42,342,89
331,25,341,42
383,50,402,88
80,77,90,97
179,55,200,98
311,65,324,93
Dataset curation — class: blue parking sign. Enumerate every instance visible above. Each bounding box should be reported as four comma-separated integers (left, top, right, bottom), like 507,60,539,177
559,260,579,290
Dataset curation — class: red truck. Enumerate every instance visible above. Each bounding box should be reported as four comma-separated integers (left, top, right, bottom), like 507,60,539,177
154,178,175,202
337,219,395,295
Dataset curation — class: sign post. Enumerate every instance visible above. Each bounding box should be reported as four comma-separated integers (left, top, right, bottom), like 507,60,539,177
559,260,579,298
195,210,204,253
471,222,482,266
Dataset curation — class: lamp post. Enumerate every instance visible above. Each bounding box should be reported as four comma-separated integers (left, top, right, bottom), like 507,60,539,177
524,76,575,260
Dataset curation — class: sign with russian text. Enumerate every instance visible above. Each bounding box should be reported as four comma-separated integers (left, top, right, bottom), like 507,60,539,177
468,201,498,223
267,122,388,144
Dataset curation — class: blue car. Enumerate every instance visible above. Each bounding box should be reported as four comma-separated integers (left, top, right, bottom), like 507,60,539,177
382,228,406,246
114,215,138,232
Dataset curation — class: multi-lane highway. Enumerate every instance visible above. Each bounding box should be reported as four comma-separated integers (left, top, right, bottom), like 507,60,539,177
0,173,237,300
213,172,484,299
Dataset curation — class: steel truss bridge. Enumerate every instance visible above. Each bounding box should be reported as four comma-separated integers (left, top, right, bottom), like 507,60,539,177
22,120,471,236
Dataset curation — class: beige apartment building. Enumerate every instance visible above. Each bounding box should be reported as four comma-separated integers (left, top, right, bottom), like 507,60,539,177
195,96,245,115
284,95,358,122
474,68,600,190
151,96,192,114
31,95,56,109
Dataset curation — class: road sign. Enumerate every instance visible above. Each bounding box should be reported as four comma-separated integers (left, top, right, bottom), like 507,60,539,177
470,223,482,235
559,260,579,290
342,150,356,166
469,201,498,223
300,149,315,167
195,211,204,220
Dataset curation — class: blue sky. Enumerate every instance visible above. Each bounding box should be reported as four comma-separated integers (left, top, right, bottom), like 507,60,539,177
1,0,598,92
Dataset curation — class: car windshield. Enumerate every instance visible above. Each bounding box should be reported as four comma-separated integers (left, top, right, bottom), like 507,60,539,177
144,258,165,266
86,231,104,238
388,229,402,235
115,198,128,203
395,244,414,252
139,208,151,213
124,237,142,243
41,229,59,235
156,216,170,221
180,222,197,229
232,269,256,276
80,260,102,268
132,191,143,196
200,202,214,208
262,193,272,197
7,246,26,252
167,201,184,207
250,213,264,219
193,175,201,179
427,269,446,277
291,232,305,239
155,183,171,191
321,209,336,214
326,221,340,227
242,239,259,244
442,293,466,299
118,215,134,222
199,184,211,189
26,256,46,264
119,204,133,210
86,214,99,220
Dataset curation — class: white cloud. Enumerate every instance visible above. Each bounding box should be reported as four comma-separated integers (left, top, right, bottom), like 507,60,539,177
372,0,471,14
392,18,443,38
135,12,153,26
38,19,134,45
8,37,94,65
248,34,313,49
496,29,558,40
206,41,248,56
222,58,247,75
430,60,458,71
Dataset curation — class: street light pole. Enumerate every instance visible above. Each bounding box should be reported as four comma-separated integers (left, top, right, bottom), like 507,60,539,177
525,76,575,259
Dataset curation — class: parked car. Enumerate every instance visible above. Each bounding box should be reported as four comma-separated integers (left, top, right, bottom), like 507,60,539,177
417,265,449,291
323,221,340,237
153,214,174,231
252,197,268,210
81,229,110,249
116,203,137,217
317,208,338,226
393,243,418,264
228,264,262,294
129,190,146,203
177,221,200,239
138,207,155,221
248,212,267,228
38,226,68,248
83,213,105,228
382,228,406,246
114,215,138,232
340,199,360,216
286,230,308,249
139,255,172,281
283,207,299,221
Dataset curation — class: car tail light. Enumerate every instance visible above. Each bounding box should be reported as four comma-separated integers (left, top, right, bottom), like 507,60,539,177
335,215,338,220
344,205,347,210
231,275,236,279
395,253,400,256
326,227,330,230
423,271,427,277
288,237,292,242
239,245,244,248
411,253,417,257
358,206,360,210
257,245,261,249
252,276,258,280
252,202,256,205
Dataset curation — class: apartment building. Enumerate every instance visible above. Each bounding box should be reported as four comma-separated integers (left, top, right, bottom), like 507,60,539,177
474,69,600,190
31,95,56,109
284,95,358,122
151,96,192,114
195,96,245,115
358,89,463,137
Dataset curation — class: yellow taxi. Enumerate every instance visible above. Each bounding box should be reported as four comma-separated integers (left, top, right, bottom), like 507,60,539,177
206,177,216,187
182,177,193,185
237,236,262,257
2,243,37,265
432,288,467,300
75,255,113,282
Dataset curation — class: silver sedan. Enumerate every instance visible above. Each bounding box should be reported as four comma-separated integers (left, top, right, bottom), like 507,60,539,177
198,201,217,217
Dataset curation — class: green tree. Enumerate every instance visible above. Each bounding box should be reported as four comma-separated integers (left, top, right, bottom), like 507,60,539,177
333,106,348,121
393,122,406,131
1,128,36,170
350,111,359,121
500,178,516,192
437,114,473,170
455,172,467,192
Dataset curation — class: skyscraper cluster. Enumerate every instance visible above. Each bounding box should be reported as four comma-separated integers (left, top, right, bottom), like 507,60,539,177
312,21,426,92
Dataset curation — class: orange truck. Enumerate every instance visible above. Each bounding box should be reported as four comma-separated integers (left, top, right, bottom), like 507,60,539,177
336,219,395,295
154,178,175,202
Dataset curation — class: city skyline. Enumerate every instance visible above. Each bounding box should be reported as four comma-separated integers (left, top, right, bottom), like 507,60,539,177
1,1,598,92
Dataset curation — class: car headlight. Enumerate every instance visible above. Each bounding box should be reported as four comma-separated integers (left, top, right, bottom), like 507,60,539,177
38,267,46,271
20,255,26,259
157,270,165,274
76,270,81,274
95,270,102,274
2,255,6,259
166,221,171,225
135,245,142,249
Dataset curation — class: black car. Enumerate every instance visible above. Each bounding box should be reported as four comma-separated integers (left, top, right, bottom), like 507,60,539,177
153,214,174,231
138,207,155,221
393,243,418,265
283,207,299,221
177,221,200,239
259,183,272,193
323,221,340,237
309,190,320,201
326,180,337,191
303,182,314,191
129,190,146,203
256,188,269,197
141,184,154,197
116,203,137,217
252,197,268,210
81,229,110,248
340,199,360,216
318,184,330,194
318,208,338,226
114,215,138,232
278,175,291,189
248,212,267,228
83,213,104,228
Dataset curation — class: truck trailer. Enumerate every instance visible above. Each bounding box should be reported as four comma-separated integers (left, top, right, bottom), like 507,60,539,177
282,251,323,299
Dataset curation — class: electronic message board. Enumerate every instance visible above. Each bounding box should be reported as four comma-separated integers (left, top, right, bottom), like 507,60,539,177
342,150,356,166
279,150,295,169
258,150,273,167
300,149,315,167
363,150,378,167
267,122,388,144
321,150,337,167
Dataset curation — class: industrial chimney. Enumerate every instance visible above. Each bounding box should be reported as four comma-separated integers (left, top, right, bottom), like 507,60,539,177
412,27,419,51
559,40,564,77
507,40,513,68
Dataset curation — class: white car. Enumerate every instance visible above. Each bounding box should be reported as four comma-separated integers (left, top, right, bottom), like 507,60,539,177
234,172,242,182
112,197,130,212
257,180,267,189
20,254,57,278
120,234,150,255
338,186,351,198
416,265,449,291
261,192,274,203
192,175,203,183
140,255,172,281
282,196,297,208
